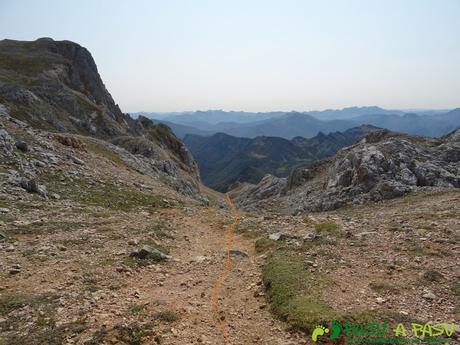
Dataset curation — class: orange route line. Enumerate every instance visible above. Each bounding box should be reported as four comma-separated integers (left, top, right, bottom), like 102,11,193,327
210,192,239,341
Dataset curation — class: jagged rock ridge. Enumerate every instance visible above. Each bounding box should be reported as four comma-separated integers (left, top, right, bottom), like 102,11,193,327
231,128,460,213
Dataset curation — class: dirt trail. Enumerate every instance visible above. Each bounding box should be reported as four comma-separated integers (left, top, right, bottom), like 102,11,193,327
127,205,307,345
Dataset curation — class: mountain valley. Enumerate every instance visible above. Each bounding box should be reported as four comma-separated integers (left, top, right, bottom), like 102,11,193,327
0,38,459,345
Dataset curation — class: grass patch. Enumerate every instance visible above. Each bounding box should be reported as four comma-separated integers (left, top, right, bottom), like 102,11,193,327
88,323,155,345
55,236,89,247
11,220,83,235
0,197,8,208
0,293,52,316
417,224,436,232
40,172,167,212
346,308,414,324
148,220,174,239
235,219,262,238
369,282,399,294
0,292,85,345
153,310,179,323
263,250,336,331
419,270,444,284
129,304,145,314
84,140,126,166
406,240,445,257
115,323,153,345
255,238,278,253
314,222,341,236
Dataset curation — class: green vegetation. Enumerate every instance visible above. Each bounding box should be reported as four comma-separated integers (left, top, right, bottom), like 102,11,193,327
0,293,51,316
148,220,174,239
235,219,262,238
129,304,145,314
84,139,126,166
263,251,335,331
406,240,445,257
347,308,413,324
54,236,90,247
0,196,8,208
0,292,87,345
114,323,154,345
0,51,55,76
255,237,278,253
86,323,154,345
420,270,444,284
40,172,167,212
11,220,83,235
314,221,341,236
153,310,179,323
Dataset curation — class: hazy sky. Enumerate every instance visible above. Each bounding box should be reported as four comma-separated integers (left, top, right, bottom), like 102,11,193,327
1,0,459,112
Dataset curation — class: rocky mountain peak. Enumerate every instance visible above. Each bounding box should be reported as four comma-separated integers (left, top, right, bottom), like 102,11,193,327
0,38,202,198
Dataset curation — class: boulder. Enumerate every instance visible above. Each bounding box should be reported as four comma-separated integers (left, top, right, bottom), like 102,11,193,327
129,245,171,261
19,178,48,197
15,141,28,152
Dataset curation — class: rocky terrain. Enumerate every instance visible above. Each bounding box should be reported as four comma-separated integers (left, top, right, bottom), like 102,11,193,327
0,38,201,199
183,125,378,192
1,38,459,345
231,128,460,214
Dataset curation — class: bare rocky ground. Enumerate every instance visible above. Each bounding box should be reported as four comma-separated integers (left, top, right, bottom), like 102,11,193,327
242,188,460,324
0,116,305,344
1,114,459,345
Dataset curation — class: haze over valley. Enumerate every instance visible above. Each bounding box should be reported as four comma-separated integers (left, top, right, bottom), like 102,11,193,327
1,1,459,344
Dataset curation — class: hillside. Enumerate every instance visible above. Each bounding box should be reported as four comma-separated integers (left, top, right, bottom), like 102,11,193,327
231,128,460,213
1,38,460,345
0,38,201,197
184,125,378,191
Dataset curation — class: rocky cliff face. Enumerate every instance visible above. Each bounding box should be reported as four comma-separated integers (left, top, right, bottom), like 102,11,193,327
0,38,201,198
0,38,136,136
231,128,460,213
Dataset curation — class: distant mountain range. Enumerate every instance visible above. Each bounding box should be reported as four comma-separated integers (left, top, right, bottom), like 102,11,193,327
183,125,379,191
135,107,459,139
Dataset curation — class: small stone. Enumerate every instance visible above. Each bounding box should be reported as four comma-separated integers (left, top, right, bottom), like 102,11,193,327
20,178,47,197
192,256,209,263
376,297,386,304
422,291,436,300
51,193,60,200
0,208,10,214
72,157,85,165
130,245,171,261
15,141,28,152
269,232,281,241
9,268,21,275
303,233,317,241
